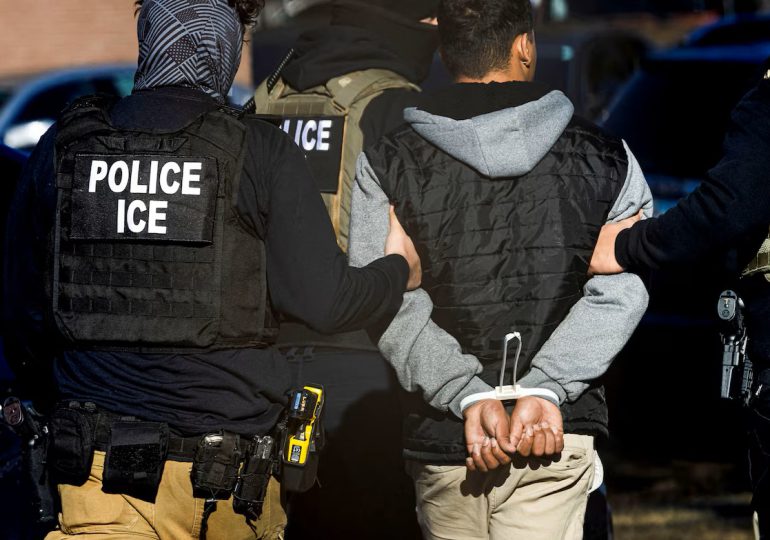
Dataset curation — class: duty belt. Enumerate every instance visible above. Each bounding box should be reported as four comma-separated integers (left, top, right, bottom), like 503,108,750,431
66,402,249,462
92,420,204,461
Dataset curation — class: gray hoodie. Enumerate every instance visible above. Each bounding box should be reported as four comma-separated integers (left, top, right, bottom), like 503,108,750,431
348,89,652,419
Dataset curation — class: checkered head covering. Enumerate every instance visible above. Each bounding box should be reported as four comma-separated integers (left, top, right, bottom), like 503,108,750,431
134,0,243,102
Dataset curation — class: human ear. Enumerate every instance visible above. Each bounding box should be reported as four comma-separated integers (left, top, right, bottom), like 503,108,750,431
515,32,535,72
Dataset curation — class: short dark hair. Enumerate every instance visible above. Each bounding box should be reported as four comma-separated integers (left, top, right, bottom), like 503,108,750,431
134,0,264,26
438,0,533,79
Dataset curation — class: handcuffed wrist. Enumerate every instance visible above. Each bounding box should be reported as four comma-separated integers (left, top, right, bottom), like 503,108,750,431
450,377,494,419
517,367,566,405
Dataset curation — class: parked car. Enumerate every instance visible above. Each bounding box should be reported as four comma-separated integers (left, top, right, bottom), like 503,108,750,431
0,65,255,154
602,41,770,215
0,65,135,153
684,12,770,46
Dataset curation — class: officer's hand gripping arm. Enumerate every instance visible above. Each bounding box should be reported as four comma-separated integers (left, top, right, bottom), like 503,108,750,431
518,142,652,403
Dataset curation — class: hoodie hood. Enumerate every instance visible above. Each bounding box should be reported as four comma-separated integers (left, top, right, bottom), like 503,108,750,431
134,0,243,103
283,21,437,91
405,83,574,178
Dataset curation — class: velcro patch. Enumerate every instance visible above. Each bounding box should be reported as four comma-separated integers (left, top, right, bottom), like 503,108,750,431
70,154,219,243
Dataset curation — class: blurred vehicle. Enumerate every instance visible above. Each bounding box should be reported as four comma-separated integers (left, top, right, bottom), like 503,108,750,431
0,65,254,154
602,38,770,215
228,83,255,107
0,65,135,153
536,28,648,118
684,11,770,45
535,0,761,20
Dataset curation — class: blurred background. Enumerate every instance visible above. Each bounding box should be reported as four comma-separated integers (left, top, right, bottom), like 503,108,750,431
2,0,770,538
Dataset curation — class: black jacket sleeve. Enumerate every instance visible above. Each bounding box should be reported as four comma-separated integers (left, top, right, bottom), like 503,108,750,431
238,122,408,334
616,78,770,271
3,126,58,375
359,88,421,149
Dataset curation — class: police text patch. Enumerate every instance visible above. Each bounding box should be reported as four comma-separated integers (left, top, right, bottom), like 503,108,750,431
70,154,219,243
276,115,345,193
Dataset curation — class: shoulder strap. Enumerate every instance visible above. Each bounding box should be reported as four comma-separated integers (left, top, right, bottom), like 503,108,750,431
56,94,117,148
254,68,419,114
325,69,420,111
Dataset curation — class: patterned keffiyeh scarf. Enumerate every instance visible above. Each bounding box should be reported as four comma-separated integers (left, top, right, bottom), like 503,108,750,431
134,0,243,103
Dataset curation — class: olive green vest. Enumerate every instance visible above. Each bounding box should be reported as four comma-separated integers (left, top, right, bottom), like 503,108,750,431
254,69,419,251
743,229,770,281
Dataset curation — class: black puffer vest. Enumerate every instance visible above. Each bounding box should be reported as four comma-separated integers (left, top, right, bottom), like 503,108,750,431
51,95,277,353
369,116,627,463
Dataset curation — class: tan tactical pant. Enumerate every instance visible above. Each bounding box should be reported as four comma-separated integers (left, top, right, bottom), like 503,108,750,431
46,451,286,540
407,434,595,540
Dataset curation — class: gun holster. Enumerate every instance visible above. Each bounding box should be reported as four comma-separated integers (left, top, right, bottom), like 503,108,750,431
3,397,57,526
718,290,754,405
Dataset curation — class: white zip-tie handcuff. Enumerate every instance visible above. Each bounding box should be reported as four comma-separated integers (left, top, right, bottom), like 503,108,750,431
459,332,560,412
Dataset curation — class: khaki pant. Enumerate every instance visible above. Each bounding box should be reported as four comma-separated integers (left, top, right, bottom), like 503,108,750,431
407,434,595,540
46,451,286,540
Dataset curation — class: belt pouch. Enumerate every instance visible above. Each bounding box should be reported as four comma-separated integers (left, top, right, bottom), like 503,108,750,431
281,456,319,493
233,435,274,519
102,421,169,499
192,431,242,500
49,406,95,486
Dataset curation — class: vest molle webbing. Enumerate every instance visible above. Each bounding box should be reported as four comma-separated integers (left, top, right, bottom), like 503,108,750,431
52,95,277,352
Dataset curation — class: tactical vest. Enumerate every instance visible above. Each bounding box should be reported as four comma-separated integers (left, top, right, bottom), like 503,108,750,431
368,117,627,462
254,68,419,252
51,96,277,352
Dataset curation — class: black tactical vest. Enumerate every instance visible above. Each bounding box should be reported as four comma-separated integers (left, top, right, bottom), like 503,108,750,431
369,117,627,462
50,96,277,352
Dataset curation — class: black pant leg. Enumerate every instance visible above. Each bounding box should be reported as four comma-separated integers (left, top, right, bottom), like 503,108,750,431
749,382,770,539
